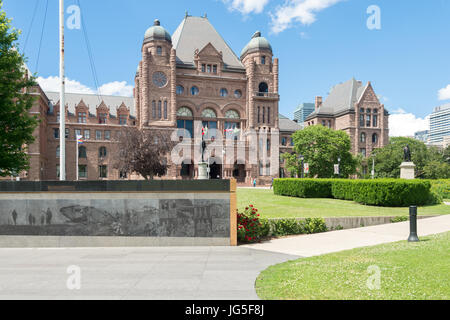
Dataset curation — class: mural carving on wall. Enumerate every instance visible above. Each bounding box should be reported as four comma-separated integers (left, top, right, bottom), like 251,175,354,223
0,198,230,238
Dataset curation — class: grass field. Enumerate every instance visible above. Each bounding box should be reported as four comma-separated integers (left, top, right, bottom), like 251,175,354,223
255,232,450,300
237,188,450,218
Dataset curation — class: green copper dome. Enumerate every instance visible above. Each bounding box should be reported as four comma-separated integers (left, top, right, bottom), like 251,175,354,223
144,19,172,44
240,31,272,58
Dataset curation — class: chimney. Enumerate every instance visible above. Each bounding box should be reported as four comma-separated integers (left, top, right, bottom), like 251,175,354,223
315,96,323,110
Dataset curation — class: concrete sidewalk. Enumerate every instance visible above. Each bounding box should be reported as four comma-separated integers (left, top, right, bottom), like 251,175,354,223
242,215,450,257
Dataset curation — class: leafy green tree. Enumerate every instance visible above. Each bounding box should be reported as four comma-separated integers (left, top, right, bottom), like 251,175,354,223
370,137,446,179
281,152,300,177
291,125,357,178
0,1,38,177
423,161,450,179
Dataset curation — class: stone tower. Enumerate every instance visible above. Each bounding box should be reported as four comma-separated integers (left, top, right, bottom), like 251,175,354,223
136,19,177,128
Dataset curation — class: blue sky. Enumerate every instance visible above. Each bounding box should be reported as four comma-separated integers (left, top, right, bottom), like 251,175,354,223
3,0,450,136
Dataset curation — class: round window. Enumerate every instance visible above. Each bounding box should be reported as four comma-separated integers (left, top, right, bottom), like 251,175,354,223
234,90,242,98
152,72,167,88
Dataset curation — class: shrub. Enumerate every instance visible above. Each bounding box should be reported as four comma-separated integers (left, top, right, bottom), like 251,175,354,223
273,179,332,198
430,179,450,200
390,216,408,223
265,218,328,237
237,205,265,243
275,178,439,207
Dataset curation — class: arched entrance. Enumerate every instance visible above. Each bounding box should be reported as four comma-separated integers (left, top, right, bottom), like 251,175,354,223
180,160,194,180
209,162,222,180
232,163,246,183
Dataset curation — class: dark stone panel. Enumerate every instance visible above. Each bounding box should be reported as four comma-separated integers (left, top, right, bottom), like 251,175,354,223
0,180,230,193
0,197,230,238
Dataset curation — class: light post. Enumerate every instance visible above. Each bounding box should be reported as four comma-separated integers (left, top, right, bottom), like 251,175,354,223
298,154,304,178
338,156,341,179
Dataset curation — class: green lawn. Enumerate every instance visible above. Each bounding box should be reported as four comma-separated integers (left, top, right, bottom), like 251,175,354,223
237,188,450,218
255,232,450,300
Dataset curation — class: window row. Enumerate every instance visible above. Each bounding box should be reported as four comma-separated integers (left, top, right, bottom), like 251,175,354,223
281,137,294,146
257,106,271,124
57,112,129,125
359,108,378,128
360,132,379,144
321,120,332,128
177,120,241,140
152,101,168,120
56,146,109,159
201,64,218,74
56,165,112,179
177,107,240,119
53,128,112,141
176,85,243,99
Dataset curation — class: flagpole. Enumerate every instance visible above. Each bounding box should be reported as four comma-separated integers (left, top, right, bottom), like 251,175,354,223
59,0,66,180
76,139,78,181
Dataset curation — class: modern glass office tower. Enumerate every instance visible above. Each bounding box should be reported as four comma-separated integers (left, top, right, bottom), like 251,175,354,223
429,104,450,145
293,103,315,126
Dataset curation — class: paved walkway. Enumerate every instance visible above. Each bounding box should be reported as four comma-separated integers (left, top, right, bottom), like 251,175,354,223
243,215,450,257
0,246,298,300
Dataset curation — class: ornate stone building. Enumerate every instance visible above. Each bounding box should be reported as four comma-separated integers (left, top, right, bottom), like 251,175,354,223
3,15,301,184
305,78,389,158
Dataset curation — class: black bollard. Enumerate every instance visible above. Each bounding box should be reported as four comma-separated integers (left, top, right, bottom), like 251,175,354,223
408,206,420,242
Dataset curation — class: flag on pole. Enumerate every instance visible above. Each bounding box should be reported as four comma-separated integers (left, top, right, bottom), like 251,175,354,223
76,135,84,145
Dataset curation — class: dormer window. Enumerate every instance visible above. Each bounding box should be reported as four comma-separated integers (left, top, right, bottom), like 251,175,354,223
77,112,87,124
98,113,107,124
119,115,128,125
207,65,211,73
201,64,206,72
156,46,162,55
213,65,217,74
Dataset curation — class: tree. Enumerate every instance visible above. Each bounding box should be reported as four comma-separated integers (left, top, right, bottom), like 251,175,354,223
114,127,175,180
291,125,357,178
370,137,447,179
281,152,300,177
0,2,38,177
423,161,450,179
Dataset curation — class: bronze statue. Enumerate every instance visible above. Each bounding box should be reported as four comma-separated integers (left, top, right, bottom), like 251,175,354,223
403,144,412,162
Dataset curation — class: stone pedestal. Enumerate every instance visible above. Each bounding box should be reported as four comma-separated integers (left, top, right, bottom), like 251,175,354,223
400,162,416,180
198,162,209,180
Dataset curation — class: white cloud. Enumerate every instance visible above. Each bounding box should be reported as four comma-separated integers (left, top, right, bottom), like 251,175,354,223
98,81,133,97
37,76,133,97
222,0,270,14
37,76,95,94
270,0,344,34
389,109,429,137
438,84,450,101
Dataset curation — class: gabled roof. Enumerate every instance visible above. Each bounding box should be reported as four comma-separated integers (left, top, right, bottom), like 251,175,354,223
279,114,302,132
172,16,244,70
45,92,135,117
307,78,366,119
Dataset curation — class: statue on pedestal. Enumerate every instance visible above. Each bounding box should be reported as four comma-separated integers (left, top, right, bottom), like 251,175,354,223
403,144,412,162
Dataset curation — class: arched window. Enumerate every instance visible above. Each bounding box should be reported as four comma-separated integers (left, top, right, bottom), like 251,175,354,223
258,82,268,93
372,133,378,144
360,132,366,143
202,108,217,118
156,46,162,55
158,101,162,119
225,110,239,119
176,85,184,95
79,146,87,159
99,146,107,158
163,101,168,119
191,86,199,96
234,90,242,98
177,107,193,117
220,88,228,97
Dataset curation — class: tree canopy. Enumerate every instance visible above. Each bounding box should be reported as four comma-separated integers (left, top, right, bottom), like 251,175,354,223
0,1,38,177
370,137,450,179
114,128,175,180
287,125,357,178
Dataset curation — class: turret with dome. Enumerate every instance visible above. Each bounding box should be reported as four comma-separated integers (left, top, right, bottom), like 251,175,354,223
240,31,272,59
143,19,172,44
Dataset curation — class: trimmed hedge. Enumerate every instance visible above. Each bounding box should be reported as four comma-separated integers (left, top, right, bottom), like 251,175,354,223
273,179,333,198
274,178,440,207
